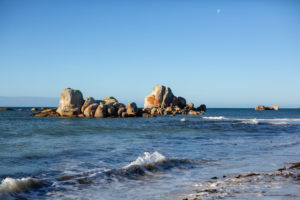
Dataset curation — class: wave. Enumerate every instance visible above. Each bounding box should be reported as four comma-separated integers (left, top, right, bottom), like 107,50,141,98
0,177,43,193
240,119,259,124
56,152,200,184
180,118,186,122
124,152,166,169
239,118,300,125
0,177,44,200
202,116,226,120
202,116,300,125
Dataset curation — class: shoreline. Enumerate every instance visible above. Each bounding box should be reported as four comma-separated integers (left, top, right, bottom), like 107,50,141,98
183,161,300,200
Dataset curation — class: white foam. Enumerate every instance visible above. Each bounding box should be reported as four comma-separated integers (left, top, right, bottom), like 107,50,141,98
0,177,42,193
267,122,288,125
180,118,186,122
241,119,259,124
238,118,300,125
202,116,225,120
124,152,166,169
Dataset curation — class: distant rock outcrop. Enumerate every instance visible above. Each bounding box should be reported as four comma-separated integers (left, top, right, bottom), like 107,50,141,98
255,105,279,111
31,86,207,118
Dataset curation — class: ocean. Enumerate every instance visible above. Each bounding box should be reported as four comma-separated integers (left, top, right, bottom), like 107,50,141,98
0,108,300,200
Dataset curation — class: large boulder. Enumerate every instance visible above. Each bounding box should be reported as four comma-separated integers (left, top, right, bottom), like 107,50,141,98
94,103,107,118
83,103,99,117
117,107,126,117
126,102,138,116
177,97,186,108
162,87,174,108
144,85,177,109
103,96,118,106
56,88,84,116
81,97,96,113
197,104,206,112
144,85,165,109
107,106,117,117
187,102,194,109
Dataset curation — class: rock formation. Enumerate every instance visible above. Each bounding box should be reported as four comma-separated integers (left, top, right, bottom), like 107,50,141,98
255,105,279,111
31,86,206,118
142,85,206,116
144,85,176,109
56,88,84,116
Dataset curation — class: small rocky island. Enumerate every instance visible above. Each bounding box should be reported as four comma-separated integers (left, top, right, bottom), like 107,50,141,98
31,85,206,118
255,105,279,111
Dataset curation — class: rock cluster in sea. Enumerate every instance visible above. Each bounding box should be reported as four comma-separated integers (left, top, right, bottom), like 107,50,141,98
255,105,279,110
31,85,206,118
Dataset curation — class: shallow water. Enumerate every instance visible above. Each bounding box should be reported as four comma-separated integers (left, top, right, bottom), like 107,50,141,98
0,108,300,199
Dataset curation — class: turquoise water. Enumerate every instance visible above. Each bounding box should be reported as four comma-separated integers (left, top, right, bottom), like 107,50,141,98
0,108,300,199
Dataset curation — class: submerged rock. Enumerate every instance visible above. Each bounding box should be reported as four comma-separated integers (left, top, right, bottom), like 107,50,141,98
30,108,59,117
0,107,12,111
188,110,203,115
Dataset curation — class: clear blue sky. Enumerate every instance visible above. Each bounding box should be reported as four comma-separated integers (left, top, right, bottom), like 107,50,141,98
0,0,299,107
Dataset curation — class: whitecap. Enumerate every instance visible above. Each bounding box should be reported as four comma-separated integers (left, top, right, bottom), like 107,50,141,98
124,152,166,169
0,177,43,193
180,118,186,122
202,116,225,120
241,119,259,124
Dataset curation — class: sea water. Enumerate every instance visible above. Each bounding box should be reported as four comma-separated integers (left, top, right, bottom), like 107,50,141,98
0,108,300,199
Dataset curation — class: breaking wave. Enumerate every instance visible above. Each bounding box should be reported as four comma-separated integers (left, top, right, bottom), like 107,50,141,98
202,116,300,125
239,118,300,125
0,177,44,199
56,152,200,184
202,116,225,120
124,151,166,169
0,177,43,193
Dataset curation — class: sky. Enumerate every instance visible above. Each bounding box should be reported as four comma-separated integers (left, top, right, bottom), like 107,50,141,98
0,0,299,107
